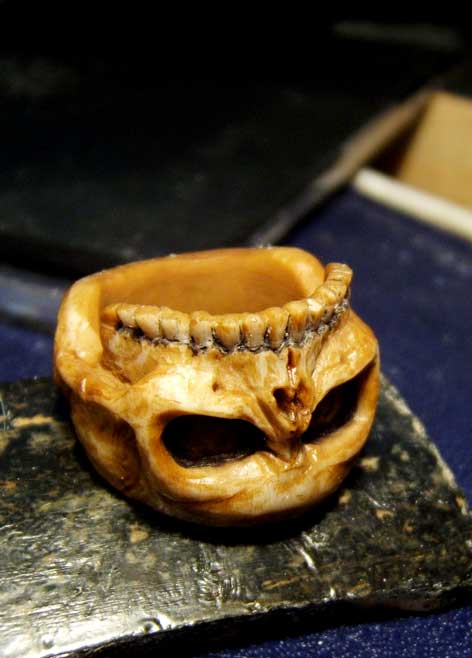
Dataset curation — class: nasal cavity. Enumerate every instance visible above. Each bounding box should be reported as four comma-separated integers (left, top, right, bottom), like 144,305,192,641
162,415,268,468
273,383,309,417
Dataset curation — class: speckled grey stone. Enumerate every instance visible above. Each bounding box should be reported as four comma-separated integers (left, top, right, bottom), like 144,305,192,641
0,376,471,658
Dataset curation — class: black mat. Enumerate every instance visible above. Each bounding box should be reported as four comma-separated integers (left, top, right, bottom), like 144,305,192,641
0,39,459,278
0,376,470,658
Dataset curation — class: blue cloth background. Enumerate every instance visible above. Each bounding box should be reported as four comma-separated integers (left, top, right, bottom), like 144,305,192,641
1,189,471,657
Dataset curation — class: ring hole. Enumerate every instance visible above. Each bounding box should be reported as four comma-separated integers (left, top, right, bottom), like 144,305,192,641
162,415,268,468
302,366,371,444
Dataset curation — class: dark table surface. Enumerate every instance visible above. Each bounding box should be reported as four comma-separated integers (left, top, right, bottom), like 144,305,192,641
2,188,471,657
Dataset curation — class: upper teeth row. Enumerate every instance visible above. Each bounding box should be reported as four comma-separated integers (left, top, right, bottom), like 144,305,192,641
102,263,352,353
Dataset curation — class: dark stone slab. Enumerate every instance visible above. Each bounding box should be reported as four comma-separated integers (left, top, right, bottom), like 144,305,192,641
0,376,471,658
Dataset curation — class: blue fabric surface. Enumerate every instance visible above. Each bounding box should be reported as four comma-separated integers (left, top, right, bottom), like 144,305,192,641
1,188,471,657
198,606,472,658
0,321,53,382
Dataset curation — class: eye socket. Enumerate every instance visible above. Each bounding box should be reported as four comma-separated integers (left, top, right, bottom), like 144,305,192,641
303,368,367,443
162,416,268,468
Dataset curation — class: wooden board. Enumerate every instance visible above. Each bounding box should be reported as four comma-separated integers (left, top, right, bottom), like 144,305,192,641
378,91,472,208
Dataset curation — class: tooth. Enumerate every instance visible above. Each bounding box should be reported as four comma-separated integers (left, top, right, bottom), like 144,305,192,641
325,263,352,287
284,300,308,342
311,263,352,311
327,280,347,299
117,304,138,328
135,307,162,339
242,314,265,350
172,313,190,342
315,284,339,307
190,311,214,349
263,308,289,349
306,298,323,329
160,309,190,342
214,316,241,351
101,304,117,324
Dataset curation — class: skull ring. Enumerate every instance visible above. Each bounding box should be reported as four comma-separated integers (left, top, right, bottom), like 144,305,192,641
55,247,379,526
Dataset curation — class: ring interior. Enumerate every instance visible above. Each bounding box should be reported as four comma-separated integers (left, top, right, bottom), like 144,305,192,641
100,249,324,315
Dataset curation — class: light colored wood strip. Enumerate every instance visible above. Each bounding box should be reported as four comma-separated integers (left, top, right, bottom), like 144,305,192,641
353,167,472,244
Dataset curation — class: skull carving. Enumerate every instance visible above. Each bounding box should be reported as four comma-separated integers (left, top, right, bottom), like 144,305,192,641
54,247,379,526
